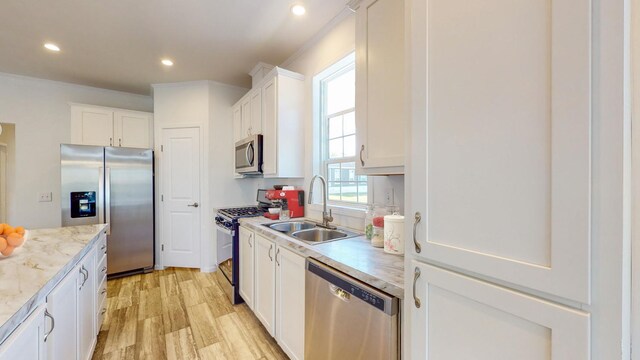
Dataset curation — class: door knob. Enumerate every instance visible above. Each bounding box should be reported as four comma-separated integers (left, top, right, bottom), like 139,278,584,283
188,202,199,208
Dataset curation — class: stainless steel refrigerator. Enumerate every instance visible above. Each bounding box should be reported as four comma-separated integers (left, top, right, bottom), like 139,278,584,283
61,144,154,276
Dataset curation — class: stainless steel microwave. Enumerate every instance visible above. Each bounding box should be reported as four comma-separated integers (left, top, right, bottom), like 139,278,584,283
235,134,263,174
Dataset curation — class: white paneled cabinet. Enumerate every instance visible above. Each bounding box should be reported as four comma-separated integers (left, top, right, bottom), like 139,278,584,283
78,246,97,360
275,246,306,360
406,0,592,357
410,262,589,359
239,226,255,309
0,305,45,360
238,228,306,360
46,265,79,360
254,233,276,336
352,0,405,175
71,104,153,149
232,67,305,178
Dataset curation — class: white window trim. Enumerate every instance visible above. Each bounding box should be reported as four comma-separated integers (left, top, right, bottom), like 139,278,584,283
311,52,369,215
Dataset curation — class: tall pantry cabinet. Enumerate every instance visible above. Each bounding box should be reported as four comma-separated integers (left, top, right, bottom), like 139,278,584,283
401,0,631,357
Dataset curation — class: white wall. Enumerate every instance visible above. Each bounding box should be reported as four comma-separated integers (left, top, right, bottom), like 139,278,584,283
0,124,16,224
280,10,405,230
154,80,262,271
0,72,152,229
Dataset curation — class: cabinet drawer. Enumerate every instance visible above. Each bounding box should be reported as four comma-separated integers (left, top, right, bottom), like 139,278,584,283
97,277,107,304
96,297,107,333
97,255,107,282
97,234,107,256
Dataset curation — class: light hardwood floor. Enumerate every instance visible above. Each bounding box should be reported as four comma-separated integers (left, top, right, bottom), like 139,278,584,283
91,268,289,360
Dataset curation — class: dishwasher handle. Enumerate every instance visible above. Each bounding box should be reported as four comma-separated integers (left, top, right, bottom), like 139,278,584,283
306,258,398,316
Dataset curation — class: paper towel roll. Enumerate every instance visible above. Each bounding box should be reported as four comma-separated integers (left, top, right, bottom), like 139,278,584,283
383,214,404,255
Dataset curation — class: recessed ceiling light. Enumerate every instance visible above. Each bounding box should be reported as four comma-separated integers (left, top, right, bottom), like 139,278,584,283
291,4,306,16
161,59,174,66
44,43,60,52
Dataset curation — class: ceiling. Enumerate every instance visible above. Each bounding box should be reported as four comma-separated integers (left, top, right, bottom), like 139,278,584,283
0,0,348,94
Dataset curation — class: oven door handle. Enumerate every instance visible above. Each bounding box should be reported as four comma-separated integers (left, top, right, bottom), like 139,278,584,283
215,223,234,236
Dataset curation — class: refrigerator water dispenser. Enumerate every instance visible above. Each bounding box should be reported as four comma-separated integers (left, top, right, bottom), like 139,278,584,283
70,191,96,218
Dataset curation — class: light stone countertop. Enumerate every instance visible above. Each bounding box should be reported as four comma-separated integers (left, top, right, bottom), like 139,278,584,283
238,217,404,299
0,224,108,344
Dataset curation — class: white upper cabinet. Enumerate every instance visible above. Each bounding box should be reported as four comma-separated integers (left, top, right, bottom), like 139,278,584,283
250,88,263,135
70,105,114,147
232,67,305,178
71,104,153,149
114,111,153,148
352,0,405,175
233,104,243,143
407,0,591,304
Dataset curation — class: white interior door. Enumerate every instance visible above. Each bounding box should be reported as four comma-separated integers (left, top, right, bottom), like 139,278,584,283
162,127,201,268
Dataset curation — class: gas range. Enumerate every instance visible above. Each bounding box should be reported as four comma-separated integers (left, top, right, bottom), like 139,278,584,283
217,206,262,220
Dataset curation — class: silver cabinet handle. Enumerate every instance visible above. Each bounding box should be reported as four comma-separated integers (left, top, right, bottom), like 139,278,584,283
44,309,55,342
413,212,422,253
248,234,253,248
118,138,122,147
413,267,421,308
101,244,107,251
101,288,107,295
101,308,107,315
359,144,365,166
268,244,273,261
101,266,107,273
81,266,89,287
275,248,280,266
109,137,113,146
188,202,199,208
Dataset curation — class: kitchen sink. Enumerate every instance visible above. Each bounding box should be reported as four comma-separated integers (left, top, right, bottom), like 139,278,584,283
263,221,361,245
268,221,316,233
292,228,351,242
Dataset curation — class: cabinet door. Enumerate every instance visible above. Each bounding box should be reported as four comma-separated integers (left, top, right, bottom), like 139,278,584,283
250,88,262,134
0,305,45,360
254,234,276,336
241,97,251,138
238,226,255,309
46,266,79,360
261,77,277,175
233,105,243,143
408,0,590,303
276,246,305,360
78,247,96,360
355,0,405,173
70,106,114,147
410,261,589,359
114,111,153,148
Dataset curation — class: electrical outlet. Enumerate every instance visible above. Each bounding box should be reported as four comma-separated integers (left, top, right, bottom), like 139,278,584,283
38,192,52,202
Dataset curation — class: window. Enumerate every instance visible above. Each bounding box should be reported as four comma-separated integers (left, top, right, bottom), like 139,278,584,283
318,55,367,205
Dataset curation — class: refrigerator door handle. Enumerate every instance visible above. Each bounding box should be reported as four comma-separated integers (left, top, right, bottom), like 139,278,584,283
98,166,105,224
105,167,111,235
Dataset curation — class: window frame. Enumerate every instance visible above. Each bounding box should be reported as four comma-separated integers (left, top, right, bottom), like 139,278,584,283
317,56,368,209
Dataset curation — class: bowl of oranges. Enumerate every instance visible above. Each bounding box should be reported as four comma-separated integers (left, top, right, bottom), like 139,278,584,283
0,224,27,257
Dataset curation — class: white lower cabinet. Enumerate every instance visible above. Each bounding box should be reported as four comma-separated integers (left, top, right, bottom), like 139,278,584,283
410,261,590,359
240,230,306,360
254,234,276,335
239,226,255,309
78,246,97,360
275,246,306,360
0,305,46,360
46,265,79,360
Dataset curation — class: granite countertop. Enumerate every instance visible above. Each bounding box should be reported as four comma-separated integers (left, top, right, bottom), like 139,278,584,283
0,224,108,344
239,217,404,299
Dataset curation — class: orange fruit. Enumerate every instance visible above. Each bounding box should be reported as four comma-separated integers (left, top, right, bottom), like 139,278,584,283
7,233,23,247
0,237,7,252
3,226,14,236
1,246,15,256
15,226,25,235
0,224,5,235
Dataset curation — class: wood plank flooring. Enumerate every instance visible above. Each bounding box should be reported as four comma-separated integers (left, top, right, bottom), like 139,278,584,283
92,268,289,360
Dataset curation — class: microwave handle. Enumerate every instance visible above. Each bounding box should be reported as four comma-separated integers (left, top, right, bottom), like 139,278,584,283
246,142,254,166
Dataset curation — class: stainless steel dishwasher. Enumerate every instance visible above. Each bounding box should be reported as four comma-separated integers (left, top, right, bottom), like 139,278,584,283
305,258,399,360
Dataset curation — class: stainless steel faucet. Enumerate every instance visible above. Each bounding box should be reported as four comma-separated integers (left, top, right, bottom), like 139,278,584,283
308,175,336,229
